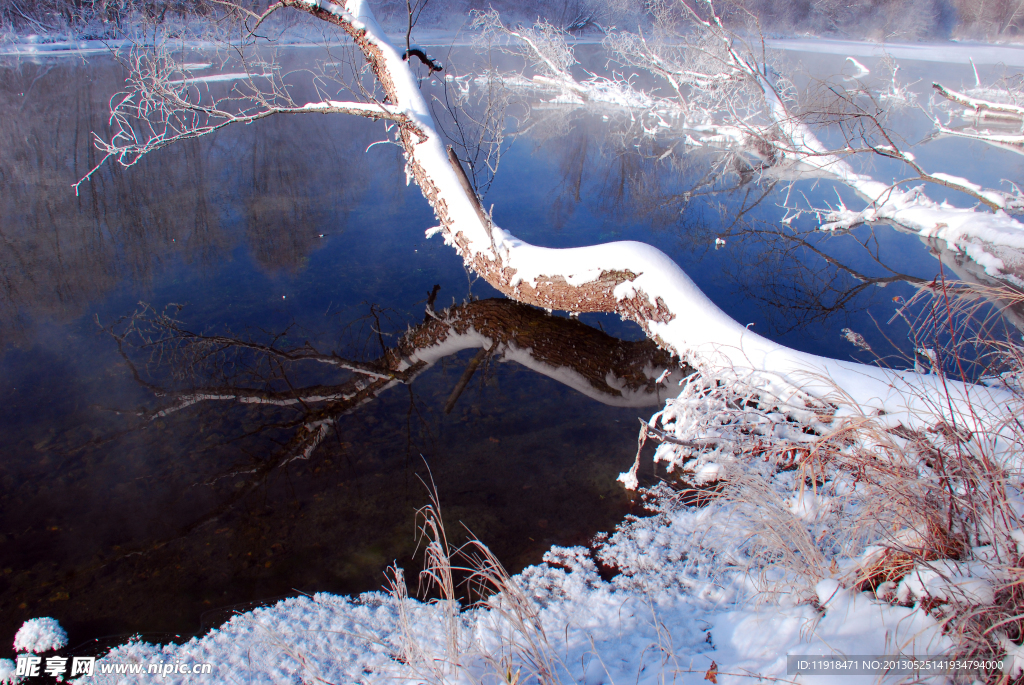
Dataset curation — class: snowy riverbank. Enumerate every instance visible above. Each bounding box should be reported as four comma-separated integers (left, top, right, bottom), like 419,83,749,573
0,480,967,684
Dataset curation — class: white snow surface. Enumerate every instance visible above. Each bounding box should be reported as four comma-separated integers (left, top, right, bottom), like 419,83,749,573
13,617,68,653
74,489,956,684
0,660,14,685
896,560,998,606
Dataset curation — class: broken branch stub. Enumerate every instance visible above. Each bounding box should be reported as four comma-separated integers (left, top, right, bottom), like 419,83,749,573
446,145,492,238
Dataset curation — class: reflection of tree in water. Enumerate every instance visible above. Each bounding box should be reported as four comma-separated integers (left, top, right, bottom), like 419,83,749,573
527,108,786,238
74,290,679,626
717,205,1024,338
0,61,217,340
239,110,395,271
93,293,682,556
0,291,681,648
0,58,395,343
104,294,686,478
718,221,928,334
548,124,589,231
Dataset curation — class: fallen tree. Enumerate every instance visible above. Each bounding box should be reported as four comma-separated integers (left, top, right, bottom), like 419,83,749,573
86,0,1017,429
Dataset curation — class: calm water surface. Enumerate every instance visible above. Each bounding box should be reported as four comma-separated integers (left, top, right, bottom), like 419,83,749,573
0,46,1020,656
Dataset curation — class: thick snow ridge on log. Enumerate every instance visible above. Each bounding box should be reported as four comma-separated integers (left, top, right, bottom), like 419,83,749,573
936,123,1024,154
494,233,1013,442
933,82,1024,119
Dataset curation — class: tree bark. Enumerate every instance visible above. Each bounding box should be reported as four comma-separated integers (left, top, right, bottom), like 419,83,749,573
285,0,682,344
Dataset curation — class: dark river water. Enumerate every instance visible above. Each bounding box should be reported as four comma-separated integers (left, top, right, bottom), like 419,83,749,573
0,45,1020,657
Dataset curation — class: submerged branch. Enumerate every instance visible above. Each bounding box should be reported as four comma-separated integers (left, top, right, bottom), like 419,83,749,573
107,297,687,449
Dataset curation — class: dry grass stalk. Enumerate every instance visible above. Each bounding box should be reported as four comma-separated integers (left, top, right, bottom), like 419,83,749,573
385,478,566,684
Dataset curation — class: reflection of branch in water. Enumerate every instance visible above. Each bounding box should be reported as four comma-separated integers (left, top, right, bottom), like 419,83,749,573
530,108,778,235
89,295,689,567
927,239,1024,334
104,296,689,466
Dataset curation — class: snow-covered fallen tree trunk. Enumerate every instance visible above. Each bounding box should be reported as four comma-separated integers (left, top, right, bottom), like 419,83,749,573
933,82,1024,121
292,4,1018,433
89,0,1019,478
931,82,1024,158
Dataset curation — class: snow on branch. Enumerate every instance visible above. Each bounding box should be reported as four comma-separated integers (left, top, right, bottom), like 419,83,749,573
612,8,1024,279
604,28,747,100
487,4,1024,282
470,8,576,81
931,81,1024,157
933,82,1024,120
75,3,408,193
934,124,1024,155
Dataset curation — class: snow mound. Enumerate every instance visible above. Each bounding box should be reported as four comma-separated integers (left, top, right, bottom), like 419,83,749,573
0,659,15,685
897,561,997,606
13,617,68,653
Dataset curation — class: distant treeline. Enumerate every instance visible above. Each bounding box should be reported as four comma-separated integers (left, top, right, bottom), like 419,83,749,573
1,0,1022,41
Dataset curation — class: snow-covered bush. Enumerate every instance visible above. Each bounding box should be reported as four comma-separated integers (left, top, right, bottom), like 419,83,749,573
0,659,15,685
13,617,68,653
